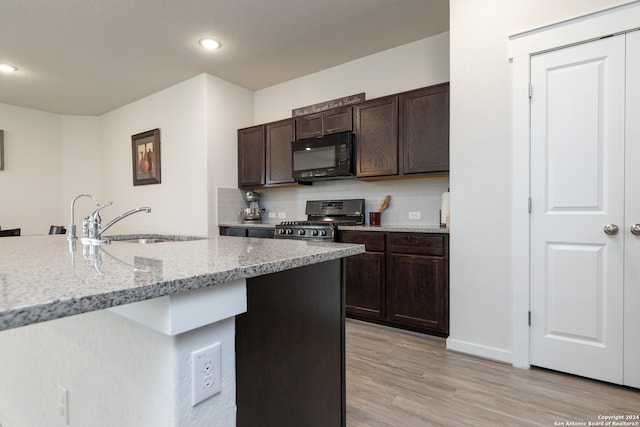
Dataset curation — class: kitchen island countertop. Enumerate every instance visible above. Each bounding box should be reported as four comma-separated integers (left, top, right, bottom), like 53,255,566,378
0,234,364,331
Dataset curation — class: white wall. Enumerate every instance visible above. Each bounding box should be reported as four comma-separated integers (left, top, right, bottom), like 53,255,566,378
0,104,63,235
1,73,253,238
0,311,177,426
175,317,237,426
254,33,450,123
205,74,254,236
60,115,102,229
0,310,236,427
249,33,451,226
448,0,631,362
97,73,253,237
99,75,209,236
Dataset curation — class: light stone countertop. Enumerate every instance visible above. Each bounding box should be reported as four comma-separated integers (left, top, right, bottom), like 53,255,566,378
219,222,275,228
219,222,450,234
0,234,364,331
338,224,449,233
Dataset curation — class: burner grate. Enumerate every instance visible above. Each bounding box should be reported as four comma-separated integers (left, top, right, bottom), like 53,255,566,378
279,220,359,226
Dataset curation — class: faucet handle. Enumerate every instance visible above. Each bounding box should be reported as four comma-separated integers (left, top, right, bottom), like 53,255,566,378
90,201,114,220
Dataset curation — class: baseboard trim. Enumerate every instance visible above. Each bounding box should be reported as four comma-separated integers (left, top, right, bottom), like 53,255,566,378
446,338,513,365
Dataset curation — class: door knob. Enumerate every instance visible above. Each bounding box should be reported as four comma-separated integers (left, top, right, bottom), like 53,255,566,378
631,224,640,236
604,224,619,235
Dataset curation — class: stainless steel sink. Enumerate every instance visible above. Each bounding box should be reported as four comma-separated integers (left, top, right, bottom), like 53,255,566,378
108,234,207,244
119,238,174,244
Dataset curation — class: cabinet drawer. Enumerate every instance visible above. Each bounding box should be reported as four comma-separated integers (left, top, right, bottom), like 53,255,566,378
220,227,275,239
247,228,275,238
220,226,246,237
388,233,445,256
338,231,385,252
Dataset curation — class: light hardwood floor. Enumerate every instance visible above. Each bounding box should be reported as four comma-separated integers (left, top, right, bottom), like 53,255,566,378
345,320,640,427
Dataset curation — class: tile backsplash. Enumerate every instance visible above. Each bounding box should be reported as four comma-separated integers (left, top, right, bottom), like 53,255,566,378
217,187,246,224
218,177,449,227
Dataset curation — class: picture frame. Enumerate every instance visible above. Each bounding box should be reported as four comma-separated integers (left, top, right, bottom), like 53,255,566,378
131,128,161,186
0,129,4,171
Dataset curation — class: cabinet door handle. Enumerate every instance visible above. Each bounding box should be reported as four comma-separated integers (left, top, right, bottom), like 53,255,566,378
631,224,640,236
604,224,619,235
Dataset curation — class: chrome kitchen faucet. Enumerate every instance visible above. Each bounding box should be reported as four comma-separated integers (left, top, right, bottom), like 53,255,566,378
67,194,151,246
81,202,152,245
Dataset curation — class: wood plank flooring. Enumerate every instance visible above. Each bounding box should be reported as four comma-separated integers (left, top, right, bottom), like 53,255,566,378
345,320,640,427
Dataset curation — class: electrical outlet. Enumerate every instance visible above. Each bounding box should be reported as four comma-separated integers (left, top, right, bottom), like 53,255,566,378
408,211,421,220
278,212,286,219
191,342,221,406
268,212,276,218
57,383,69,426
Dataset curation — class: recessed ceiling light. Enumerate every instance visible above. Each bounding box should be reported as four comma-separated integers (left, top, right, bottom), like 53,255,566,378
199,38,221,50
0,64,17,73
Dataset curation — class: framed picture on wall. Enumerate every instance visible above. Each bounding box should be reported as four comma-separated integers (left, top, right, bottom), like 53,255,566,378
131,128,161,186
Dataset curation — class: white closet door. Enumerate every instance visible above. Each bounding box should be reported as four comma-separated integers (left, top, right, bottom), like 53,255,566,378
530,35,626,384
624,30,640,388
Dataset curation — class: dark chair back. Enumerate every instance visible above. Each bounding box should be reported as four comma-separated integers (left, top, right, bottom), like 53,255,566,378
49,225,66,235
0,228,21,237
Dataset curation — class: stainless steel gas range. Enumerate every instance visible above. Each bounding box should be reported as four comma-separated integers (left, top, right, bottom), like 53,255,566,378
274,199,365,241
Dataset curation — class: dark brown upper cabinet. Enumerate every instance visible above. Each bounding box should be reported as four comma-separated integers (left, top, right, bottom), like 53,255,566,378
354,96,399,177
237,83,449,188
238,118,295,189
354,82,449,179
400,83,449,174
238,125,265,188
266,118,295,185
295,106,353,140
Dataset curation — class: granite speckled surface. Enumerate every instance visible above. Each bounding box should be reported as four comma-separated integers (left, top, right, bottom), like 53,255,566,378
218,222,450,234
0,235,363,331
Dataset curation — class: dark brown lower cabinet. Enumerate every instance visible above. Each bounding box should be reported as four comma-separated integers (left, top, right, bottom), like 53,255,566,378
338,230,449,337
387,252,447,333
219,226,274,238
235,259,345,427
344,252,384,318
340,231,385,319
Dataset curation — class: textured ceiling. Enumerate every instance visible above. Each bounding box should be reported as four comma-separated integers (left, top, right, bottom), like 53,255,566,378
0,0,449,115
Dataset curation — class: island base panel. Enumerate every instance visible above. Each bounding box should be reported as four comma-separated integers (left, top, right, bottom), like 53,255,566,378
236,259,345,427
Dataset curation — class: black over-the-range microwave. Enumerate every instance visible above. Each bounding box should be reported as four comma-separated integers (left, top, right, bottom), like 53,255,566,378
291,131,354,182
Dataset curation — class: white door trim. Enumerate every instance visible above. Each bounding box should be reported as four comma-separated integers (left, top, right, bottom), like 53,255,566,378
509,0,640,369
624,30,640,388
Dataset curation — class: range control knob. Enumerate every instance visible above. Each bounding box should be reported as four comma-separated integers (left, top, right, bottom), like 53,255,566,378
286,229,293,235
278,229,286,235
298,229,306,236
312,229,319,236
320,230,327,236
